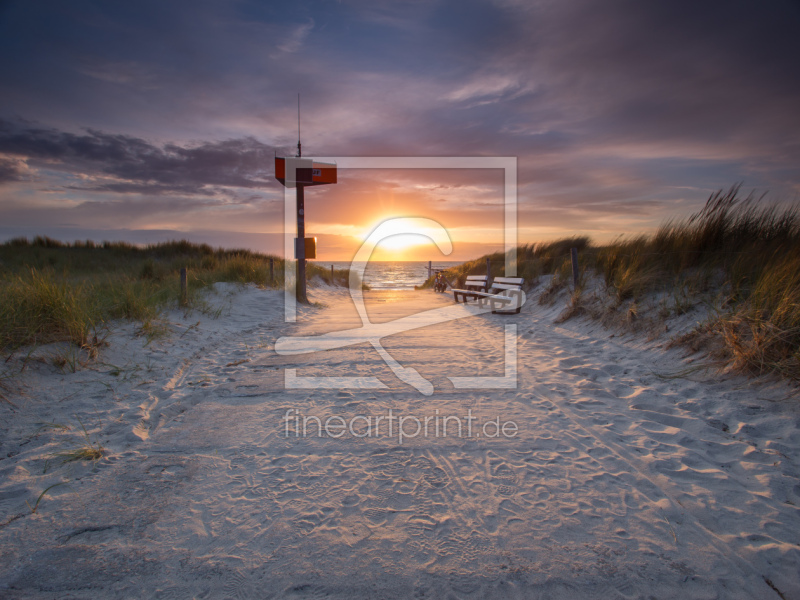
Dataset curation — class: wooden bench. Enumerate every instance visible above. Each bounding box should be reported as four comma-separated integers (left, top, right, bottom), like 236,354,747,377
451,275,488,303
454,276,525,314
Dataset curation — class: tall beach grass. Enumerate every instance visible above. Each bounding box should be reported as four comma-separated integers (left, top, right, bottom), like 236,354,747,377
429,185,800,381
0,239,355,354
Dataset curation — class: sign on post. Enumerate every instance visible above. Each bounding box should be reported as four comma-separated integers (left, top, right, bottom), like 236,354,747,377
295,237,317,260
275,158,337,187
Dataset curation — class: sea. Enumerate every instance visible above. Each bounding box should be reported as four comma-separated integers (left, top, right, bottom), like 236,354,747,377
317,261,462,291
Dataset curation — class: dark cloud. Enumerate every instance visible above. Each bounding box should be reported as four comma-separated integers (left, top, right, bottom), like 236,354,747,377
0,119,276,194
0,157,22,182
488,1,800,153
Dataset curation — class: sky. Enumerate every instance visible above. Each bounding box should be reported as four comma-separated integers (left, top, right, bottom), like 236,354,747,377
1,0,799,261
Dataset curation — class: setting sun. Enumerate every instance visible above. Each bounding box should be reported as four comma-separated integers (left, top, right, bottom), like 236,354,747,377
363,217,452,260
376,232,427,251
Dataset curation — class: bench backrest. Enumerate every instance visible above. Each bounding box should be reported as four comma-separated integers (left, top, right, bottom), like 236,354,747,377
489,277,524,293
464,275,488,290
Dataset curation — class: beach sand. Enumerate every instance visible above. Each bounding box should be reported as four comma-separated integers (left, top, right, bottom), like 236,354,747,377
1,283,799,599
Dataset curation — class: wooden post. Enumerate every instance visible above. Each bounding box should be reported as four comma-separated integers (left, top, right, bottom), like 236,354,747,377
486,257,491,277
180,267,188,306
570,247,579,290
428,260,432,281
331,264,334,283
269,257,274,285
296,184,307,303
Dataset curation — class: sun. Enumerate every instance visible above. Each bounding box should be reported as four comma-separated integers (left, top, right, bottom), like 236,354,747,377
378,232,429,251
362,217,448,260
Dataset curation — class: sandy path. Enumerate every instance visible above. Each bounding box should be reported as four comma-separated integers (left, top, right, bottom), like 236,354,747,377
0,286,798,599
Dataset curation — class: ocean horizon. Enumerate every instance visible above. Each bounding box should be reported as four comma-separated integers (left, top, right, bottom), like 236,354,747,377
312,260,463,290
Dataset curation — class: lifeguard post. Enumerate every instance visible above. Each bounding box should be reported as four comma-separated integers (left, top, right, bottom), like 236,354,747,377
275,155,337,303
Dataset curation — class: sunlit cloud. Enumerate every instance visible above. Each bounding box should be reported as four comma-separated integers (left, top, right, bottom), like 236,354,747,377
445,74,523,103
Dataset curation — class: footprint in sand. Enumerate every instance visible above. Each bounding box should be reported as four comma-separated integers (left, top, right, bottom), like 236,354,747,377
292,512,323,535
423,466,450,489
370,451,411,478
490,463,519,497
223,569,259,600
229,454,257,471
362,507,388,523
406,513,437,536
404,456,450,490
405,538,435,562
341,494,360,507
436,533,477,566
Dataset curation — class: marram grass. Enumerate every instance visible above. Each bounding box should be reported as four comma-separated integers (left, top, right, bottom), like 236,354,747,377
427,185,800,382
0,239,361,354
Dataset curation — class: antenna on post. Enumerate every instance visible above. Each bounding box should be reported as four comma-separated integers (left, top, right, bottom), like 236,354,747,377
296,93,301,158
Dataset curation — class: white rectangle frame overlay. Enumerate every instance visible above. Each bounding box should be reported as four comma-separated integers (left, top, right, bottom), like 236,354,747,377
283,156,518,392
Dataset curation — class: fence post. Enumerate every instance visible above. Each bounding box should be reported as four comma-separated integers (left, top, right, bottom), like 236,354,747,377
486,257,491,277
269,257,274,285
331,264,334,283
180,267,188,306
570,247,579,290
428,260,432,281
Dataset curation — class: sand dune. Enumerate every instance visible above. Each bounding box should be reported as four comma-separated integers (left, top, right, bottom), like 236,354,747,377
1,283,799,599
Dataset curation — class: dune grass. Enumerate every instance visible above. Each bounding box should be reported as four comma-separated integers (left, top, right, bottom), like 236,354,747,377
54,417,104,465
429,185,800,381
0,238,356,357
589,186,800,380
25,482,69,514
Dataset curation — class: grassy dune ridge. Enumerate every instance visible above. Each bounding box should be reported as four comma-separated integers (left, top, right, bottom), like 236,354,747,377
2,185,798,384
431,185,800,381
0,238,353,352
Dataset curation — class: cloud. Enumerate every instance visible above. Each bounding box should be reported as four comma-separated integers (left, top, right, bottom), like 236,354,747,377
0,119,277,195
75,59,160,89
445,74,524,104
277,18,315,53
0,157,22,182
